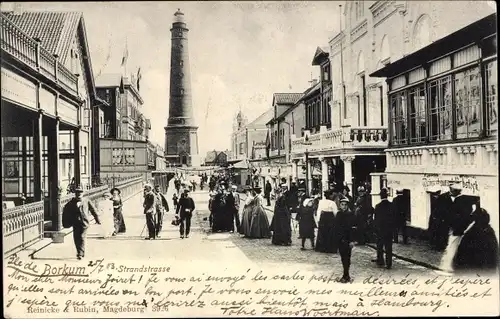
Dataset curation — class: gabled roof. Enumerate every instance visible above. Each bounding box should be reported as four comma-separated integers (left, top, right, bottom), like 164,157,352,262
95,74,123,87
3,11,81,64
312,46,329,65
205,150,218,162
247,108,273,128
272,93,304,105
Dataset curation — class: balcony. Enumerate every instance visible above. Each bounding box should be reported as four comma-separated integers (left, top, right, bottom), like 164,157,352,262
291,125,388,155
386,139,498,176
1,13,78,95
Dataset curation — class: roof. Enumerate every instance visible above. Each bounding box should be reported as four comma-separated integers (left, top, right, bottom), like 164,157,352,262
247,108,273,127
302,81,321,100
205,150,218,162
312,46,329,65
370,13,496,78
3,11,82,64
272,93,304,105
95,73,123,87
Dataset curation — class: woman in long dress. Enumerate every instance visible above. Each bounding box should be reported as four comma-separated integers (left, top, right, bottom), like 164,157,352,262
315,189,339,253
248,187,271,239
240,190,254,237
99,192,114,239
297,197,317,250
270,185,292,246
111,187,125,236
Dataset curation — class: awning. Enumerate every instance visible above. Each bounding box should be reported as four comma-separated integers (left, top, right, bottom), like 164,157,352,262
370,13,496,79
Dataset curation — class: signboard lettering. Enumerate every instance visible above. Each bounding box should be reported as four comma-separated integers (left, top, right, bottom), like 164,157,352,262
422,174,479,194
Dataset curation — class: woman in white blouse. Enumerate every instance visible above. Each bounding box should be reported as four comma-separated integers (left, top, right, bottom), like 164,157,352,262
315,189,339,253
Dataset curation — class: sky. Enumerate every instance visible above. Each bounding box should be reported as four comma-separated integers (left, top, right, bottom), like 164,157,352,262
3,1,342,156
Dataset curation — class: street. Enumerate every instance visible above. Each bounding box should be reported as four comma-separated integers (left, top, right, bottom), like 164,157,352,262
34,191,431,277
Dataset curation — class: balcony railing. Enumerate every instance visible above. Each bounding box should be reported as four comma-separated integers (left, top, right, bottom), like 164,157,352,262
291,125,388,154
0,13,78,95
3,200,45,256
386,139,498,175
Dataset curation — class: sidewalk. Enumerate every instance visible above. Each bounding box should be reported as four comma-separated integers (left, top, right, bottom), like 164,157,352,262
238,192,445,271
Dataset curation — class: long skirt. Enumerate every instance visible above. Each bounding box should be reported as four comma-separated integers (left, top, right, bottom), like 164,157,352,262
440,234,462,273
249,206,271,239
113,208,126,233
239,205,253,236
315,212,337,253
298,209,316,239
271,213,292,245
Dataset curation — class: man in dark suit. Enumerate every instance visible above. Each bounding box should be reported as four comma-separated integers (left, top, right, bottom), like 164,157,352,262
336,197,357,283
143,184,157,240
62,186,101,260
373,188,396,269
392,189,409,244
176,189,196,238
229,185,241,233
154,185,169,238
264,181,272,206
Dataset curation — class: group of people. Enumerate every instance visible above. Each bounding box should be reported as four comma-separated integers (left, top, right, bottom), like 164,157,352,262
62,186,127,260
143,184,170,240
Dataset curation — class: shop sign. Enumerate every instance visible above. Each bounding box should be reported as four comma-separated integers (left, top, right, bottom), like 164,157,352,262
422,174,480,195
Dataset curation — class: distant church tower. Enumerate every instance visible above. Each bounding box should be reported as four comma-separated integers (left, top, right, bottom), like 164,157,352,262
164,9,199,166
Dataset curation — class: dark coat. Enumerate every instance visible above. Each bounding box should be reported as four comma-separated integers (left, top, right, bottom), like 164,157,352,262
63,198,100,229
449,195,475,236
453,221,499,271
176,196,196,215
392,195,408,224
143,192,156,214
155,192,169,212
374,199,396,237
335,209,357,245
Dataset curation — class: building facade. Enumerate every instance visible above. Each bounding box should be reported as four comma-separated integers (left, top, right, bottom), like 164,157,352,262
230,109,272,161
165,9,199,167
371,12,497,237
1,10,101,235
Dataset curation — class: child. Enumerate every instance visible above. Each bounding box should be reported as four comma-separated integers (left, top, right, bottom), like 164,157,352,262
172,193,178,209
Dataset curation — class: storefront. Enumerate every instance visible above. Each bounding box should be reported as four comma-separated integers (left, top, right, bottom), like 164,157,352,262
371,13,498,238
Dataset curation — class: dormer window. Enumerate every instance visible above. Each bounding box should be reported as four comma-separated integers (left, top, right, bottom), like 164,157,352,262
322,64,331,82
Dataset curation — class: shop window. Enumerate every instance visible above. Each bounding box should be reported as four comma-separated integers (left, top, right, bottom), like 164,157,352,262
428,76,452,141
390,92,408,145
408,85,427,144
454,67,481,139
485,60,497,137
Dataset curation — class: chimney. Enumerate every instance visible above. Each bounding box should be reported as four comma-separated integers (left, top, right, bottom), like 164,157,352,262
13,3,23,15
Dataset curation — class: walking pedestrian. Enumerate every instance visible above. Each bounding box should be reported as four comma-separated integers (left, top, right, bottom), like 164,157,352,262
99,192,114,238
176,189,196,238
229,185,241,233
373,188,396,269
62,186,101,260
392,189,409,244
353,186,374,245
270,184,292,246
264,181,272,206
336,197,357,283
297,197,317,250
248,186,272,239
154,185,169,238
143,184,156,240
239,189,255,237
315,189,338,253
110,187,126,236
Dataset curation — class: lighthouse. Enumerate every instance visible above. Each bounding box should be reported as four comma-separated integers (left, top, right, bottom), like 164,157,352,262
164,9,199,167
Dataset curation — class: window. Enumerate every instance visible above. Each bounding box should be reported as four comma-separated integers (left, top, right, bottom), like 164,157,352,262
485,61,498,136
80,147,87,174
390,92,408,145
454,67,481,139
322,64,330,81
428,76,452,141
408,85,427,143
361,75,367,126
379,86,384,126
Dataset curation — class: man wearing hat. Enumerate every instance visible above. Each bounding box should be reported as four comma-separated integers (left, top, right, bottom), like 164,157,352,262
143,184,157,240
176,188,196,238
336,197,357,283
229,185,241,233
354,186,374,245
373,188,396,269
392,189,409,244
427,185,447,250
154,185,169,238
264,180,272,207
62,186,101,260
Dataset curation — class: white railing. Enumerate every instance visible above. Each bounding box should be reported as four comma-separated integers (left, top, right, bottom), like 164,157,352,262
0,13,78,95
386,139,498,175
291,125,388,154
